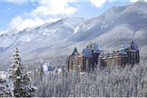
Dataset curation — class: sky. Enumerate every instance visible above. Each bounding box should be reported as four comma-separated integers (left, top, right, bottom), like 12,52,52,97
0,0,145,33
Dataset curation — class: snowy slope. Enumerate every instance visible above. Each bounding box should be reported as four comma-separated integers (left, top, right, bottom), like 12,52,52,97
69,1,147,43
0,17,84,68
0,1,147,69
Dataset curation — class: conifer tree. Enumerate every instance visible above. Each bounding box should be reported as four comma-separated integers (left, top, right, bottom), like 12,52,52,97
0,72,13,97
39,65,44,82
9,48,36,97
143,77,147,97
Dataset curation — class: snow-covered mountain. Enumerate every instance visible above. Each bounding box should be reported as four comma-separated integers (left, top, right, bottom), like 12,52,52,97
0,1,147,69
69,1,147,45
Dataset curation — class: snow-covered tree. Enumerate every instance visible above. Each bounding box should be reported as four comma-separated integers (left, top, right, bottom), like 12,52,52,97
32,59,147,97
39,65,44,81
9,48,36,97
143,76,147,97
0,71,13,97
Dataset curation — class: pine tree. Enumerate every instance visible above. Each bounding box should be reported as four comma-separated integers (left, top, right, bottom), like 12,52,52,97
9,48,36,97
39,65,44,82
0,72,13,97
143,77,147,97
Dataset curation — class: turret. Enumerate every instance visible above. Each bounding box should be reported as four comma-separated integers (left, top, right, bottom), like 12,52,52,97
130,41,138,50
72,47,79,55
125,41,140,66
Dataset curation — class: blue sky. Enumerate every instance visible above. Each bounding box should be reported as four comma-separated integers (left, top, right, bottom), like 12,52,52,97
0,0,144,33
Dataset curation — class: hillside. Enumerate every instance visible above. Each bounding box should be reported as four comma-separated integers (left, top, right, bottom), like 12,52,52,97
0,1,147,69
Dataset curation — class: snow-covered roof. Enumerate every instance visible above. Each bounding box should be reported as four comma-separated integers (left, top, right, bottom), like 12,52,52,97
43,63,56,72
119,50,127,55
93,44,100,53
129,41,139,50
87,42,100,53
82,48,93,58
72,47,79,55
124,41,139,50
48,66,55,71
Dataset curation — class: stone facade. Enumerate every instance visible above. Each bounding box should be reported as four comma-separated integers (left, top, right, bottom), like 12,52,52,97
100,41,140,67
67,41,140,72
67,43,100,72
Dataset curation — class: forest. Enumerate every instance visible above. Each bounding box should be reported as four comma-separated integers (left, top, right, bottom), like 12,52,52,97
33,59,147,97
0,48,147,97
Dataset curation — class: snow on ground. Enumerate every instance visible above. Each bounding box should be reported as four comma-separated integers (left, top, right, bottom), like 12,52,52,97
0,71,7,80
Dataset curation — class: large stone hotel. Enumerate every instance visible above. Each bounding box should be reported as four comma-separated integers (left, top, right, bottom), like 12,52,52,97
67,41,140,72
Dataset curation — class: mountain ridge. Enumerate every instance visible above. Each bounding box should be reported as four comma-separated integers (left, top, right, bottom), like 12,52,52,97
0,2,147,69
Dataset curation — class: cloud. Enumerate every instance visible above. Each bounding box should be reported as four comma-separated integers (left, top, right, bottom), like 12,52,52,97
33,0,77,16
9,16,44,30
5,0,41,4
130,0,138,2
8,0,77,30
89,0,116,8
90,0,106,7
9,16,60,30
5,0,30,4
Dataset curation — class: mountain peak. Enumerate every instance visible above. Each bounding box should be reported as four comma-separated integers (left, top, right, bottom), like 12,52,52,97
137,0,146,2
0,2,147,68
135,0,147,4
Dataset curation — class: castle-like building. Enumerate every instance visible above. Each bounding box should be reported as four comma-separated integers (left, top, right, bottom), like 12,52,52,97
67,41,140,72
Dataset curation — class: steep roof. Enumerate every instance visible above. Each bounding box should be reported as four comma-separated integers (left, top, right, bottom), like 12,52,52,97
87,42,100,53
82,48,93,58
119,50,127,55
124,41,139,50
72,47,79,55
130,41,138,50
